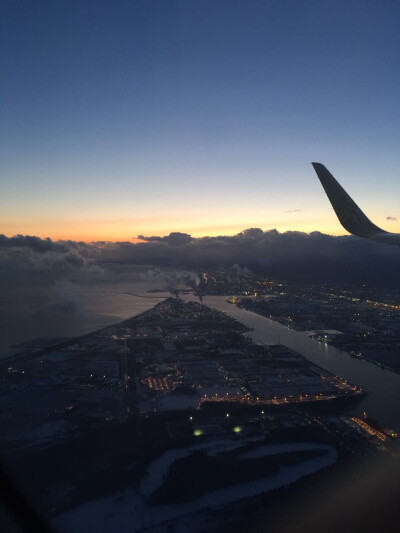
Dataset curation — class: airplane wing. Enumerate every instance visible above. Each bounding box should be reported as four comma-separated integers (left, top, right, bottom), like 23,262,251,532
312,162,400,246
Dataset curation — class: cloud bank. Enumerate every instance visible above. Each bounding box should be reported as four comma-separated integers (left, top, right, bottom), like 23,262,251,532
1,228,400,287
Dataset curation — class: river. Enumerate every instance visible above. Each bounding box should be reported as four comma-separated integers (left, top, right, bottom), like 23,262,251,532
182,294,400,431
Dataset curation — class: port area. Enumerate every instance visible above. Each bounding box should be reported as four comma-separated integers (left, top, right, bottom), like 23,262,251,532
198,270,400,375
0,298,394,530
225,282,400,375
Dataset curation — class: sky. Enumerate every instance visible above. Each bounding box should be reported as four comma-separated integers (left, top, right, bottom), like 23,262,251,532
1,0,400,242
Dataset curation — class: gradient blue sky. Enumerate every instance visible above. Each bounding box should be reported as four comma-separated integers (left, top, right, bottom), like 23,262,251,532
1,0,399,241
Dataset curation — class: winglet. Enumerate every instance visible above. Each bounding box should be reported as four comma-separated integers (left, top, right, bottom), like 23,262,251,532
311,162,386,239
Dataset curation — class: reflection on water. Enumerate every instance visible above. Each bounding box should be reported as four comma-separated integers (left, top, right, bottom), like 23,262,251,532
183,294,400,431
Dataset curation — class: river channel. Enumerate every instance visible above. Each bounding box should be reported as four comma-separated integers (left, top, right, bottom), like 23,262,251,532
183,294,400,431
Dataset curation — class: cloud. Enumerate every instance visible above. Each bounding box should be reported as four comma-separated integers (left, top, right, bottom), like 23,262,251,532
0,234,104,288
386,216,397,221
1,228,400,289
137,232,193,246
284,209,302,213
92,228,400,286
0,234,69,253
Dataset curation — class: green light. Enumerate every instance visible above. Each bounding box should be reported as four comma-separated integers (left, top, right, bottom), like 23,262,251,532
233,426,242,433
193,429,203,437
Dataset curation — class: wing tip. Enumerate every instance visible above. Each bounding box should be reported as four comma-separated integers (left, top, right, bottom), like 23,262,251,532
310,161,388,239
311,162,332,183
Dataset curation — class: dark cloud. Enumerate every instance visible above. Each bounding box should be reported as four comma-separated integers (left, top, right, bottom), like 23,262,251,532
64,252,86,268
386,216,397,221
1,229,400,289
137,232,193,246
0,234,68,253
0,234,104,288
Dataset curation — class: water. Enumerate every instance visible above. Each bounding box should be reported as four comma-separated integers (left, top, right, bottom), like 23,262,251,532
183,294,400,431
0,281,166,356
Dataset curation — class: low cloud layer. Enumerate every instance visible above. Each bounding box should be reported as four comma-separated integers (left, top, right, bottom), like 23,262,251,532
0,234,103,288
1,228,400,288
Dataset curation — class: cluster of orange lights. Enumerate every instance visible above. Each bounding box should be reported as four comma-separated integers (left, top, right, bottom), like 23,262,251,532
198,392,340,406
350,416,387,442
365,300,400,312
141,376,172,391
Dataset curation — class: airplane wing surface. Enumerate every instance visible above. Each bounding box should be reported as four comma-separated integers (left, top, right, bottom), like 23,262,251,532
312,163,400,245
